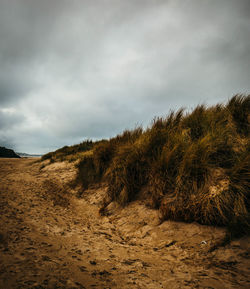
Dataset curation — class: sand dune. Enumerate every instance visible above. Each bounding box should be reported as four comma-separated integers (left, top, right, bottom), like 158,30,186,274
0,158,249,288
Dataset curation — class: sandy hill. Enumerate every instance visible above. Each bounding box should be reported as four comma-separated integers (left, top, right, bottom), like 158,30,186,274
42,95,250,238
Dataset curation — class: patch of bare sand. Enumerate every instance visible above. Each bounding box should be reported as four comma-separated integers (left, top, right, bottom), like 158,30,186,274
0,158,249,288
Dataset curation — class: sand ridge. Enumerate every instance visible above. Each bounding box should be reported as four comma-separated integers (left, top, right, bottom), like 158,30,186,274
0,158,249,288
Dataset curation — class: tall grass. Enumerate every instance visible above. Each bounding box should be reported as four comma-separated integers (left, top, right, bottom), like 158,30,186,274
42,95,250,235
41,140,94,162
75,127,143,190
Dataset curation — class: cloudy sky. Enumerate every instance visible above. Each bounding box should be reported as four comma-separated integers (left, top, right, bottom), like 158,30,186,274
0,0,249,154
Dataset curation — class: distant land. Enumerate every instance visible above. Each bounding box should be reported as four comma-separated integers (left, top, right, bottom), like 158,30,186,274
0,146,21,158
17,152,42,158
0,147,42,158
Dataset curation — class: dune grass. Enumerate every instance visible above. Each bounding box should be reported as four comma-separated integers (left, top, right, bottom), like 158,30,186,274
41,140,94,163
42,95,250,235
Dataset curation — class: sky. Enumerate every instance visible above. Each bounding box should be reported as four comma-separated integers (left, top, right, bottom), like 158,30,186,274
0,0,249,154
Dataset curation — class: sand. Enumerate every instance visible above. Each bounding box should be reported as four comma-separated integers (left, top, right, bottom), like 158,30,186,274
0,158,249,289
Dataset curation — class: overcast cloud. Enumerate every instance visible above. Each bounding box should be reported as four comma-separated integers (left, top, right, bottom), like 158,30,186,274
0,0,249,154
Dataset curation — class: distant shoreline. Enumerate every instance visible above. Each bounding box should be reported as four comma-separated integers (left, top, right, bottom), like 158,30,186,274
17,153,42,158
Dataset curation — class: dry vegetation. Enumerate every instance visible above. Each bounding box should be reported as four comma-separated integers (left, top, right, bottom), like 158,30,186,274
42,95,250,236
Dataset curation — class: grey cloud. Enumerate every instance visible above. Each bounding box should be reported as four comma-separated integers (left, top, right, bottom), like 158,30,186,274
0,0,249,153
0,136,15,150
0,69,33,105
0,109,25,130
0,109,26,151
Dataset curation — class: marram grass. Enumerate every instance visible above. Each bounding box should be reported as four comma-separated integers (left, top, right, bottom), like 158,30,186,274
42,95,250,235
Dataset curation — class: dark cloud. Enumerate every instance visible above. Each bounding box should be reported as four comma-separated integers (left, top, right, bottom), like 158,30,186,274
0,0,249,153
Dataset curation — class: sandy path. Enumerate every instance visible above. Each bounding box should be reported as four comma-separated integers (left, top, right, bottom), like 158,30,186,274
0,158,249,289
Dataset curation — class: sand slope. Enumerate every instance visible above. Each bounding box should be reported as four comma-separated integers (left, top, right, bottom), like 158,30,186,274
0,158,249,289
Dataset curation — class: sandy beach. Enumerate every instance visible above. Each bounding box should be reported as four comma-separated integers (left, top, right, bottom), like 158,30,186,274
0,158,249,289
